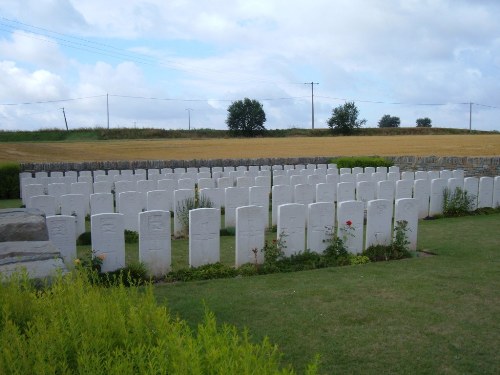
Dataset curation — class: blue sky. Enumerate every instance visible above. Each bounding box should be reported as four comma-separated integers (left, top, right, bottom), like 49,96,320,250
0,0,499,131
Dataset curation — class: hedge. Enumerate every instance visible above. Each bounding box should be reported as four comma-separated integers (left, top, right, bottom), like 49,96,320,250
0,163,20,199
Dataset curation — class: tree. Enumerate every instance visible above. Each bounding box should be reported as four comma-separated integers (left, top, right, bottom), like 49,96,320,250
327,101,366,135
226,98,266,137
416,117,432,127
378,114,400,128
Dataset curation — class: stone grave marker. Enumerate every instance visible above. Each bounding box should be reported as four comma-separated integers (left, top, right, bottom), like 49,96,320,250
118,191,142,232
290,175,307,186
249,186,270,228
326,173,338,185
277,203,306,257
178,178,195,190
395,179,413,199
236,176,254,188
60,194,86,236
388,166,399,174
387,172,400,181
401,171,415,180
93,180,113,194
235,205,265,267
157,179,177,191
91,213,125,272
415,171,428,181
271,184,292,226
147,190,172,212
70,181,92,215
337,182,355,203
224,187,249,228
429,178,447,216
365,199,392,249
337,200,364,254
78,175,93,185
189,208,220,267
30,195,56,217
316,183,336,203
440,170,453,180
339,173,355,183
273,175,289,186
137,179,157,209
356,181,376,208
463,177,479,210
376,166,388,174
217,177,233,189
447,178,463,194
413,179,430,219
139,210,171,277
198,178,215,189
48,182,69,212
307,202,335,253
294,184,315,207
394,198,418,251
308,174,326,186
427,171,440,181
478,177,494,208
90,193,114,215
199,188,223,208
46,215,76,265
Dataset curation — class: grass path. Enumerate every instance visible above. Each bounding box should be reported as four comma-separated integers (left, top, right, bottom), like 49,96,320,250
1,134,499,163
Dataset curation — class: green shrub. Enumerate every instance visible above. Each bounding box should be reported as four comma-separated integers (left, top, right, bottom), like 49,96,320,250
0,272,308,374
220,227,236,236
175,195,214,236
443,187,475,217
0,162,21,199
76,231,92,246
329,156,393,169
124,229,139,243
362,220,412,261
166,262,238,282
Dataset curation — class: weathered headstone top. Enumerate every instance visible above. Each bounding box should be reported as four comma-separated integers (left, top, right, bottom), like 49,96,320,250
0,208,49,242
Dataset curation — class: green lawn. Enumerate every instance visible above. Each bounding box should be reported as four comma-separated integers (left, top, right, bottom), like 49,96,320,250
153,214,500,374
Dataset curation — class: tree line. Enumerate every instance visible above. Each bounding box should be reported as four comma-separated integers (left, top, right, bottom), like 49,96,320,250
226,98,432,137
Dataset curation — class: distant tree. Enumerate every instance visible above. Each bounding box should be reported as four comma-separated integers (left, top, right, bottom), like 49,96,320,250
327,101,366,135
416,117,432,127
226,98,266,137
378,114,400,128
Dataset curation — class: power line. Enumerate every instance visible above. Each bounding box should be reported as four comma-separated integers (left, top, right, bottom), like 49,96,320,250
0,95,107,106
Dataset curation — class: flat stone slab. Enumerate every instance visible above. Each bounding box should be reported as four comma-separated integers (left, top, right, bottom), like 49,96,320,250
0,208,49,242
0,241,67,278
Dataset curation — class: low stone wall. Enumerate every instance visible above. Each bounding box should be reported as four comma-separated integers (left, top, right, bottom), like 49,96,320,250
21,155,500,177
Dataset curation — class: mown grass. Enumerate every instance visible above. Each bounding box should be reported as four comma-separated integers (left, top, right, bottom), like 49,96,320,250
1,134,499,163
153,214,500,374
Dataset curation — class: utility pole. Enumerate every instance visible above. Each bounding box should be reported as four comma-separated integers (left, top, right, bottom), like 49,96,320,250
304,82,319,129
185,108,193,130
107,93,110,129
469,102,472,132
61,107,68,131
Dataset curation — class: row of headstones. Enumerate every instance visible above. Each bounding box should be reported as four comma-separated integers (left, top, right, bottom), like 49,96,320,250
26,174,500,240
46,198,419,276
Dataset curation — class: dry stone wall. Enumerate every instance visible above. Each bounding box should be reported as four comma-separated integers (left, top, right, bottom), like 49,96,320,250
21,155,500,177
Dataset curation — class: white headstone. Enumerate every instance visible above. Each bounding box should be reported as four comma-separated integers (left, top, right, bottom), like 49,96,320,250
199,187,223,209
271,184,293,226
493,176,500,208
337,182,355,203
388,166,399,174
71,181,92,215
377,180,395,201
337,200,364,254
308,174,326,186
429,178,447,216
307,202,335,253
46,215,76,265
236,176,254,188
249,186,270,228
294,183,315,206
197,172,211,180
47,183,68,212
139,210,171,277
340,168,351,175
173,189,195,237
235,205,265,267
326,173,338,185
316,183,336,203
478,177,494,208
224,187,249,228
395,179,413,199
60,194,86,237
394,198,419,251
447,178,463,194
463,177,479,210
90,193,114,215
217,177,233,189
157,179,177,191
290,175,307,186
91,213,125,272
114,180,137,195
146,190,172,212
107,170,120,178
427,171,440,181
401,171,415,180
356,181,376,208
440,170,453,180
376,166,388,174
414,171,427,181
198,178,215,189
277,203,306,257
178,178,195,190
387,172,400,181
118,191,142,231
137,179,157,209
30,195,56,216
452,169,465,180
255,176,271,191
413,179,430,219
273,175,290,186
93,181,113,194
365,199,393,249
371,172,386,184
339,173,355,184
189,208,220,267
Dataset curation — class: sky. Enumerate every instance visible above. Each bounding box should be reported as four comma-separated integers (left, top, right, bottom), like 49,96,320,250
0,0,499,132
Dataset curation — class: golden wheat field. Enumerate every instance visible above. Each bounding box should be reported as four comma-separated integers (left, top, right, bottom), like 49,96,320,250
1,134,499,163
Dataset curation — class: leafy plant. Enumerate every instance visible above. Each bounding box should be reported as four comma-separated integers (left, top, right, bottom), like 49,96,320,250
175,194,214,235
323,223,351,266
443,187,475,217
362,220,412,261
166,262,238,282
76,231,91,246
0,162,20,199
226,98,267,137
124,229,139,243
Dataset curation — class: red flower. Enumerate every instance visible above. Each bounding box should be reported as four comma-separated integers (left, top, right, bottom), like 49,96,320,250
346,220,352,226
